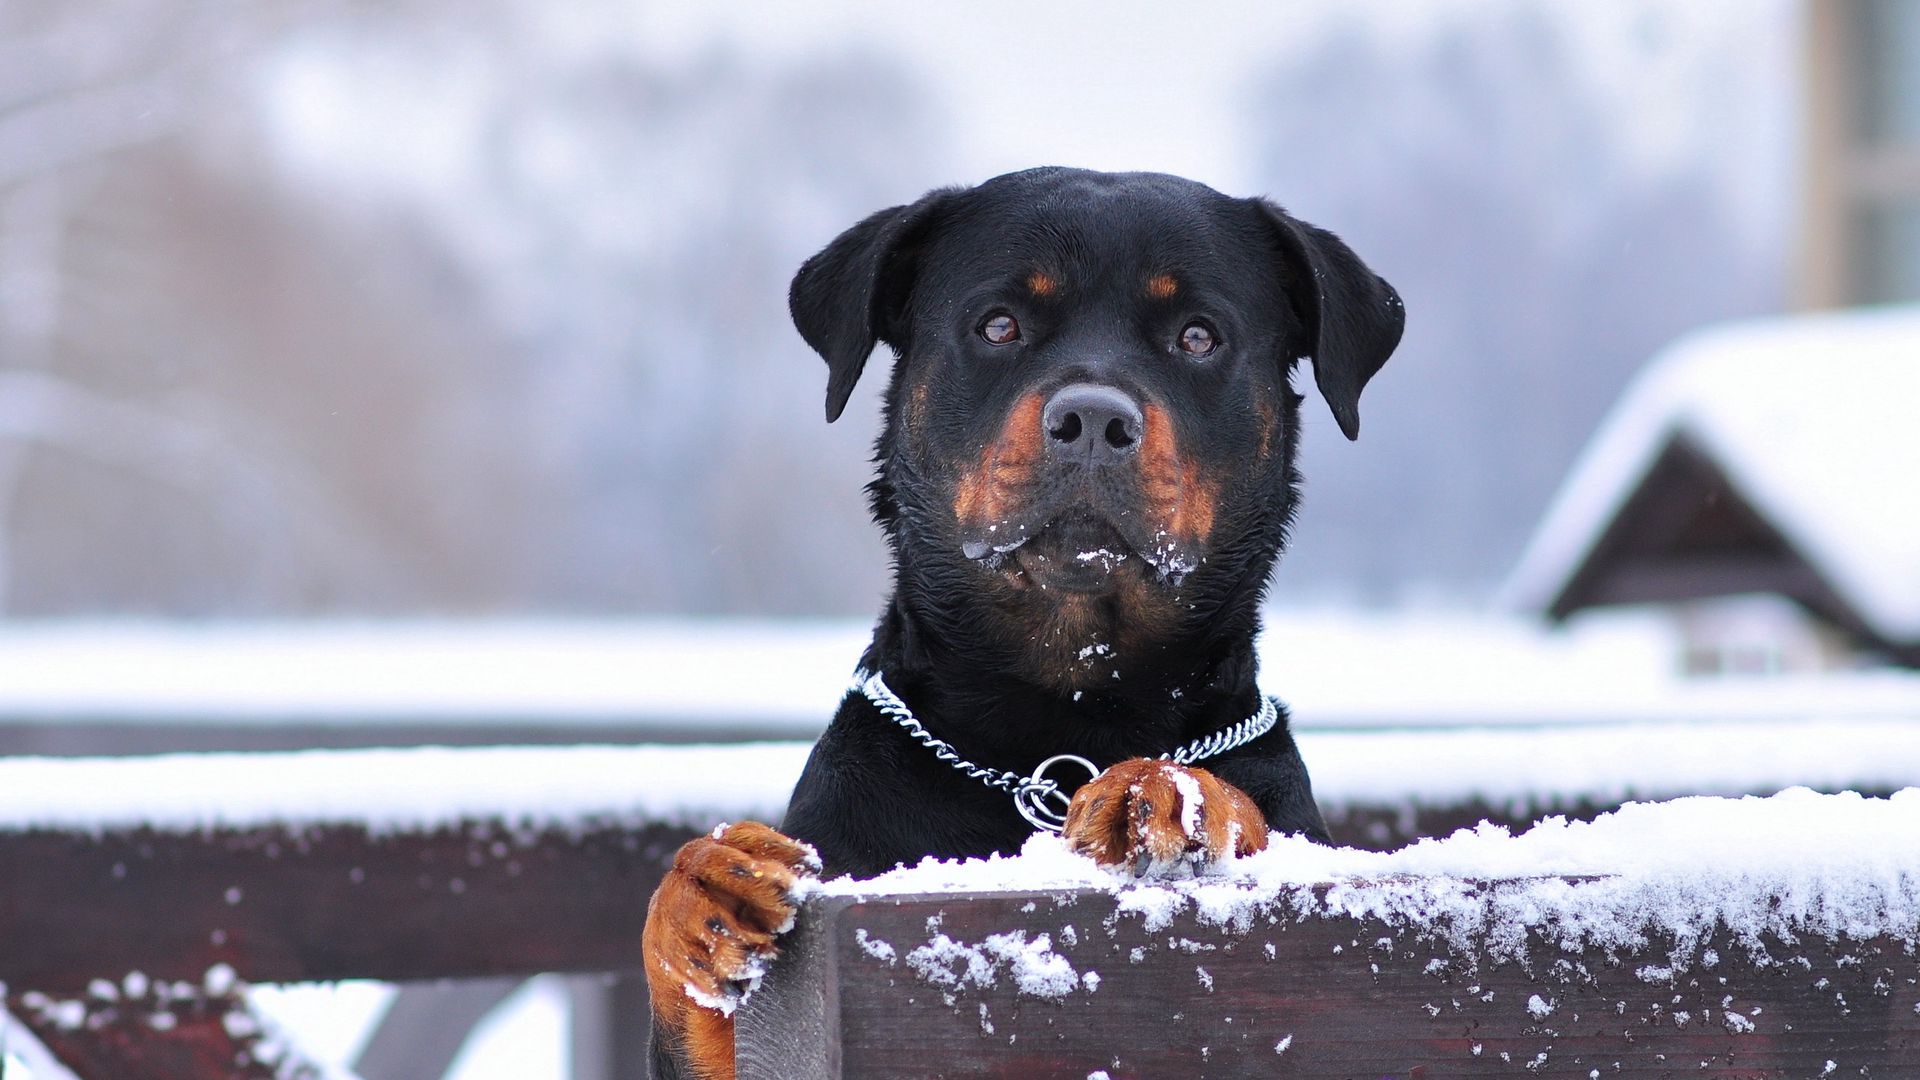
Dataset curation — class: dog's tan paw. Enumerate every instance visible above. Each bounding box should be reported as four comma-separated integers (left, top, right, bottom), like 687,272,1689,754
1062,759,1268,878
643,821,821,1080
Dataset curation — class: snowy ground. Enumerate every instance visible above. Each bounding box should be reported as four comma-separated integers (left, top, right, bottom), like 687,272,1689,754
4,611,1919,737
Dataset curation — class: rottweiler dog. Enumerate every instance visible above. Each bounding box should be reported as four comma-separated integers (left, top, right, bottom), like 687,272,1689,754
644,167,1403,1079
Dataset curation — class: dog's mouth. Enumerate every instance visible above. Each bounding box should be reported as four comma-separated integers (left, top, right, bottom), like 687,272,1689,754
961,509,1196,591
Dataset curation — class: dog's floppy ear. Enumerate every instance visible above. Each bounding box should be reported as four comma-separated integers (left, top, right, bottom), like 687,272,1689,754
790,190,954,423
1254,201,1404,441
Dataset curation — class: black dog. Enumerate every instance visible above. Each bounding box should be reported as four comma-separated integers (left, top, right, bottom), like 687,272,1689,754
643,167,1403,1079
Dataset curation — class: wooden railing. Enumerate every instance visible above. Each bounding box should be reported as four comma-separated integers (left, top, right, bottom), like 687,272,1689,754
0,791,1609,1076
0,799,1482,1068
738,885,1920,1078
2,740,1910,1079
0,818,697,1077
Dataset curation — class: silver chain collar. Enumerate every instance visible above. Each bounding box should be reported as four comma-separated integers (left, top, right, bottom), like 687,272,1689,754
852,668,1280,834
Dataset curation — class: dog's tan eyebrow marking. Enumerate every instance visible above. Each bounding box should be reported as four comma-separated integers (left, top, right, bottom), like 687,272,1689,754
1026,270,1060,297
1146,273,1179,300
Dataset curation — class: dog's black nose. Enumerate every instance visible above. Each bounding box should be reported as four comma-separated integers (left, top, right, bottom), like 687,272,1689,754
1042,383,1143,463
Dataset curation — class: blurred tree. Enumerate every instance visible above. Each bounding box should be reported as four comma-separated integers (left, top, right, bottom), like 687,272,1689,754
0,0,340,612
1245,4,1788,605
0,1,948,616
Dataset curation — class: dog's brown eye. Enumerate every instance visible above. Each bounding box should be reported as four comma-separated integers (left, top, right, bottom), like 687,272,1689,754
980,313,1020,345
1178,321,1217,357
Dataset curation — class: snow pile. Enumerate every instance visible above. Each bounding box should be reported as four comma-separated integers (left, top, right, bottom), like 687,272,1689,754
1503,305,1920,641
3,718,1914,836
829,788,1920,971
904,927,1080,999
1300,717,1920,808
0,744,809,835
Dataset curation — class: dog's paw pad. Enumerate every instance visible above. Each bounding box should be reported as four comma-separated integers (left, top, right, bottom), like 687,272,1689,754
644,822,820,1021
1063,759,1267,878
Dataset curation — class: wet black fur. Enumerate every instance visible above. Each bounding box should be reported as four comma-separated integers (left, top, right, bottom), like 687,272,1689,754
650,168,1401,1078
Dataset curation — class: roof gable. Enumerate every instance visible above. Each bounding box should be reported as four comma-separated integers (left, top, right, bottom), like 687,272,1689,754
1503,307,1920,644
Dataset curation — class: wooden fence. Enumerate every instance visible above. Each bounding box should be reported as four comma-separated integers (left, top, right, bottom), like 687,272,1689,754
0,818,696,1078
738,886,1920,1078
0,783,1639,1077
1,757,1910,1079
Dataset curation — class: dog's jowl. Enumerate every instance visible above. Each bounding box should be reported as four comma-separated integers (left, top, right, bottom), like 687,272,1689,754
644,167,1403,1079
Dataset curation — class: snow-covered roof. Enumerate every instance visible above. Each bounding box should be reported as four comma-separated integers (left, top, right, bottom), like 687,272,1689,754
1502,306,1920,641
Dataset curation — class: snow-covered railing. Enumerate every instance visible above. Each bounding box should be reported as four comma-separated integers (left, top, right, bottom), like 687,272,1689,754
0,745,805,1079
739,790,1920,1079
10,618,1920,756
4,740,1917,1077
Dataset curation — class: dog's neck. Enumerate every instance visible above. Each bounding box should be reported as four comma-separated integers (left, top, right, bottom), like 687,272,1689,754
857,590,1269,769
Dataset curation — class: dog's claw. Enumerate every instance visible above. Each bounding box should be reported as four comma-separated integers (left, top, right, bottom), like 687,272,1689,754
1062,760,1270,879
644,819,822,1054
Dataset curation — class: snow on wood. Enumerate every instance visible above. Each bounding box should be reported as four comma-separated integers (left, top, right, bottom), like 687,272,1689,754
0,743,808,835
743,791,1920,1078
1502,306,1920,640
2,712,1915,837
6,977,344,1080
817,788,1920,960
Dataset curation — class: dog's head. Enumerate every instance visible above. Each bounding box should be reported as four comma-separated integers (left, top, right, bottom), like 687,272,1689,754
792,168,1402,689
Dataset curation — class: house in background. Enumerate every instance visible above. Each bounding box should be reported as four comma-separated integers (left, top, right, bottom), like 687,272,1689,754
1500,308,1920,674
1502,2,1920,676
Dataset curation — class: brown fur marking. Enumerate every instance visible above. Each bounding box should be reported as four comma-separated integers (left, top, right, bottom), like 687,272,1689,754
1027,270,1059,297
953,392,1047,527
1062,759,1268,870
1139,403,1217,544
1146,273,1179,299
907,380,931,454
642,822,820,1080
680,1010,736,1080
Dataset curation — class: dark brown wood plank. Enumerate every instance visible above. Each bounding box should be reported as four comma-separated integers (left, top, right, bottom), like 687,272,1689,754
8,985,325,1080
737,888,1920,1079
0,822,696,994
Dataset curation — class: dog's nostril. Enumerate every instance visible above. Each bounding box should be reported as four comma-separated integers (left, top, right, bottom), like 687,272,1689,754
1041,383,1144,462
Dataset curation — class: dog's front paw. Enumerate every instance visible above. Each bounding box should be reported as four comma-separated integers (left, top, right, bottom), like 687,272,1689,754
643,821,821,1079
1062,759,1268,878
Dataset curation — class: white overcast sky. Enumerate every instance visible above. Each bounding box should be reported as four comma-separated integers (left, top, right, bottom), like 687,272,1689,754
266,0,1796,247
620,0,1796,211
